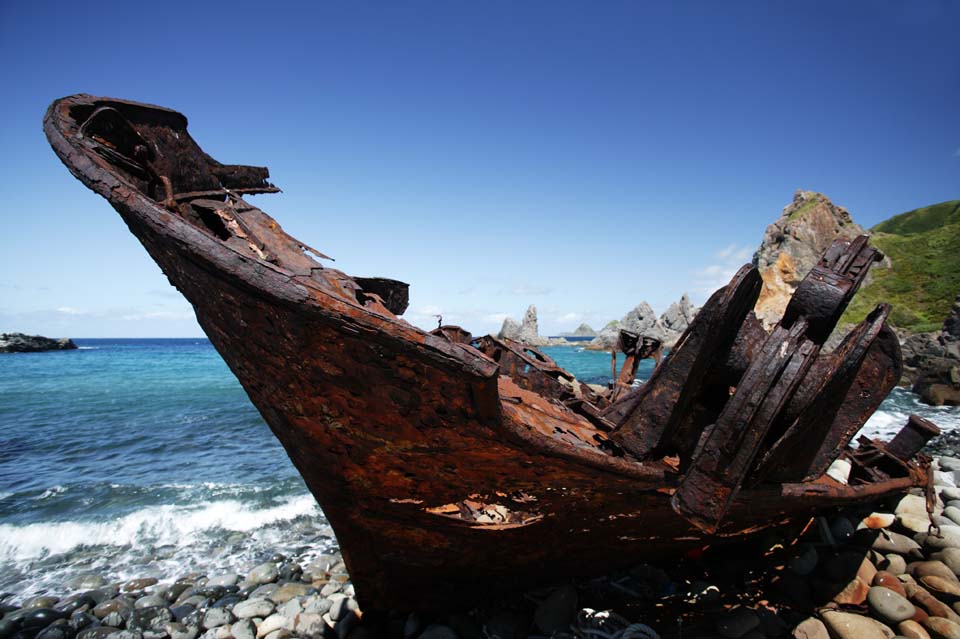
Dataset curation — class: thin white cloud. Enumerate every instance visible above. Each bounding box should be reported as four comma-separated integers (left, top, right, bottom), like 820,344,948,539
56,306,88,315
691,244,755,296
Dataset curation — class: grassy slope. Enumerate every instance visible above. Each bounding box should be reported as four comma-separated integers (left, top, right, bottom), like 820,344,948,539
842,200,960,332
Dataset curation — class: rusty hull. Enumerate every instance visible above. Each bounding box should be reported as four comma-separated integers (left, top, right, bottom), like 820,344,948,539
44,94,939,611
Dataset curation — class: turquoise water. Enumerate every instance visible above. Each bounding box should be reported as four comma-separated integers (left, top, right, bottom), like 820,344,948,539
0,339,957,598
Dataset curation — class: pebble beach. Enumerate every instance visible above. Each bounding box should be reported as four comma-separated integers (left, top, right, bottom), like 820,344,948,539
5,443,960,639
4,342,960,639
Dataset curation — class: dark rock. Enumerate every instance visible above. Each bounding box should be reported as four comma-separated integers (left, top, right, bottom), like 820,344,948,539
277,563,302,582
206,597,240,611
122,581,157,594
86,591,118,607
67,615,98,633
166,609,193,625
127,609,173,634
22,600,59,613
92,602,131,621
55,597,96,617
23,611,69,631
35,621,73,639
98,616,122,632
533,585,577,635
480,610,528,639
0,333,77,353
132,600,164,613
1,619,21,639
418,625,458,639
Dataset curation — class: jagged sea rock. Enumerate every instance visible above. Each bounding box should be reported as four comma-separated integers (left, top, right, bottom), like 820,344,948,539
589,301,664,350
519,305,543,345
659,293,698,338
753,189,869,327
0,333,78,353
588,295,697,350
498,318,521,341
908,295,960,406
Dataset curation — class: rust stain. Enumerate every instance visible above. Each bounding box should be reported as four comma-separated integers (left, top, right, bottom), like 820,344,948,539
44,93,941,611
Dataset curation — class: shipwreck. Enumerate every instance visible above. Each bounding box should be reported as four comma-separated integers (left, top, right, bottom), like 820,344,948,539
45,94,941,611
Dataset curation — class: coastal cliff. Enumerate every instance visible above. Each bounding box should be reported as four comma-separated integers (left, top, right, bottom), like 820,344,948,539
753,190,868,327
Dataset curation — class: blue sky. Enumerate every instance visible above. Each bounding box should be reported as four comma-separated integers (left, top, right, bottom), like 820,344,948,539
1,1,957,338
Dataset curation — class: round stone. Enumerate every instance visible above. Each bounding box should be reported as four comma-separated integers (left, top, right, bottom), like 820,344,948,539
419,625,458,639
23,597,60,611
898,495,931,518
715,608,759,638
863,513,896,530
918,529,960,551
256,614,289,639
67,574,107,591
921,575,960,602
831,516,856,542
201,608,235,630
247,564,278,585
913,561,960,583
923,617,960,639
934,549,960,577
22,609,68,629
230,620,256,639
791,617,828,639
533,585,577,635
123,579,158,593
868,586,917,624
874,530,924,556
232,600,274,620
134,596,166,610
821,610,894,639
875,571,908,597
896,619,929,639
887,554,909,575
789,545,818,576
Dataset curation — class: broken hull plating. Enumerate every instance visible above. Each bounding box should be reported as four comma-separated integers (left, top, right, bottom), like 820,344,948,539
44,94,931,611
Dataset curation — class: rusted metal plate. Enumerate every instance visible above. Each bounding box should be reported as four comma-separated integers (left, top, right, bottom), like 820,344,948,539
43,93,938,611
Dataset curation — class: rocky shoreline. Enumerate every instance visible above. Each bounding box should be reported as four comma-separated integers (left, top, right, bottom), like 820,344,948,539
7,450,960,639
0,334,77,354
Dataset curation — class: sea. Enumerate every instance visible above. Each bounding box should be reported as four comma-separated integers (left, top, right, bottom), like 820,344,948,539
1,338,958,598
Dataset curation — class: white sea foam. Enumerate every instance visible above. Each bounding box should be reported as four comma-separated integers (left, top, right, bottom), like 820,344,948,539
37,486,66,500
0,493,319,562
859,389,960,441
77,347,97,350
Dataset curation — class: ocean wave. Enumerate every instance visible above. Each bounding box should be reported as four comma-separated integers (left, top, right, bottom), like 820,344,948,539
0,493,319,562
859,388,960,441
37,486,67,500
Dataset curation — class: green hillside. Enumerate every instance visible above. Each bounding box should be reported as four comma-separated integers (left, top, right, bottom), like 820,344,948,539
843,200,960,333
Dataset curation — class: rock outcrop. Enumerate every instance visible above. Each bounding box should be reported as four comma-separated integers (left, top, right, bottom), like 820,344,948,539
588,295,698,350
660,294,697,337
519,305,542,345
498,317,522,342
0,333,78,353
753,190,868,327
907,295,960,406
497,305,567,346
